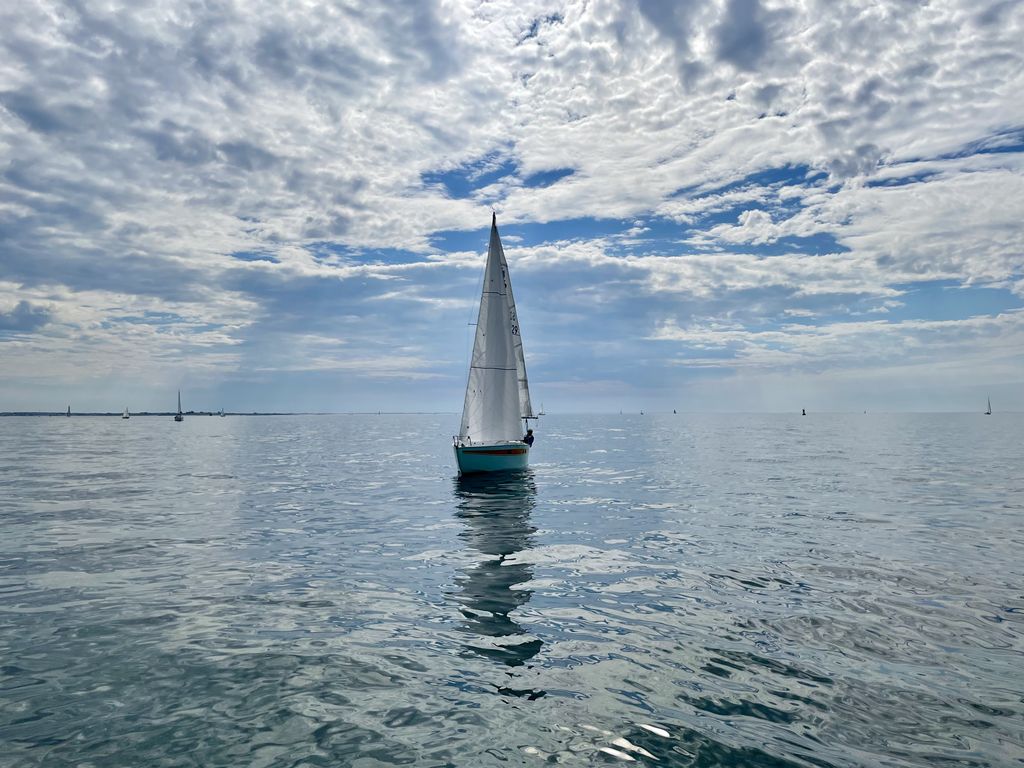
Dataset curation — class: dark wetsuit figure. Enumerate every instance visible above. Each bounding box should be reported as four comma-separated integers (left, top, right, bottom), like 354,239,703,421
523,429,534,447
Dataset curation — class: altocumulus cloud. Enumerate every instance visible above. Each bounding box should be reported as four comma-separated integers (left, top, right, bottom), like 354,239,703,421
0,0,1022,412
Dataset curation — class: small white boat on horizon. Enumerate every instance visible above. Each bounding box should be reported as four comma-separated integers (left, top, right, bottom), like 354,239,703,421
453,213,537,475
174,391,184,422
122,407,130,420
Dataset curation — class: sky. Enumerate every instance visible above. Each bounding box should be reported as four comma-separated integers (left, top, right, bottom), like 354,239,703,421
1,0,1022,413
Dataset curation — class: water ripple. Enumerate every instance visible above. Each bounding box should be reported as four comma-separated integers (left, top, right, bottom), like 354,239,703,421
2,413,1023,766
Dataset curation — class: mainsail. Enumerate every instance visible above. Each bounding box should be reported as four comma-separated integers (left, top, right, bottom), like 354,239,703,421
499,235,535,422
459,214,532,444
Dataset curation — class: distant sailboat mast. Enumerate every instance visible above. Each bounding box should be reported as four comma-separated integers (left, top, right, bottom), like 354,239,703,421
66,405,71,417
985,396,992,415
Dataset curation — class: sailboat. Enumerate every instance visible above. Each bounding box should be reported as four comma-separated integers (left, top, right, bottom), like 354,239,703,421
985,397,992,415
454,213,537,475
122,407,130,420
66,405,71,417
219,408,225,417
174,391,184,422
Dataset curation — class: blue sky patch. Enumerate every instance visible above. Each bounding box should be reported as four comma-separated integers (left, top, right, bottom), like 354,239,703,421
231,251,280,263
673,164,823,199
421,156,518,199
886,280,1022,322
865,170,940,188
108,311,188,325
943,127,1024,160
522,167,574,188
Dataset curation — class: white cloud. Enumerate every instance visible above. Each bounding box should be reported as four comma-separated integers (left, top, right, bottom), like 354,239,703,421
651,310,1024,377
0,0,1021,409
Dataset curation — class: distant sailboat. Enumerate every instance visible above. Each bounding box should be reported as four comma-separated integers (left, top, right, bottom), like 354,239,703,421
219,408,225,417
454,214,536,475
985,397,992,415
66,405,71,417
174,391,184,422
122,407,130,420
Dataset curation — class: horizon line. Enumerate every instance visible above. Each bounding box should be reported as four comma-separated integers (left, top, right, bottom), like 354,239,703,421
2,410,1019,417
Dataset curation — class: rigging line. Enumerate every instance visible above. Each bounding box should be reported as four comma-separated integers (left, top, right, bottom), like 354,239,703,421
469,365,517,371
462,245,488,381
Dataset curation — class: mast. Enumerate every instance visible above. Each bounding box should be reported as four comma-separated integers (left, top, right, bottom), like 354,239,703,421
177,390,182,415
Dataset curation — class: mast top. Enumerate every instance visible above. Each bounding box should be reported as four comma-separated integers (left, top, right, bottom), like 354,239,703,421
491,210,496,227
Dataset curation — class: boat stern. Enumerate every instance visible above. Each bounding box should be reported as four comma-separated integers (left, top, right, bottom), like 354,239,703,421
454,440,529,475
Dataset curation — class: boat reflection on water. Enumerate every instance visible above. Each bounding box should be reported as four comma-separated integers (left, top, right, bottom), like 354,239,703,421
453,471,543,674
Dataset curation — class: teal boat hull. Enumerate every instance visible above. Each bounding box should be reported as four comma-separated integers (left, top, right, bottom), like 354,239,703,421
454,442,529,475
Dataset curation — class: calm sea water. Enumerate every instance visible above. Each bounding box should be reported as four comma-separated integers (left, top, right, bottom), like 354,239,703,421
1,413,1022,767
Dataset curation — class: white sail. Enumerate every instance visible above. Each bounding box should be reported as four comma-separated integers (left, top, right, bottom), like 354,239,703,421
459,215,528,445
498,237,535,420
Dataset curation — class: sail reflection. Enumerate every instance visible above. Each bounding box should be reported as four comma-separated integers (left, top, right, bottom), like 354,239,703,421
453,471,542,668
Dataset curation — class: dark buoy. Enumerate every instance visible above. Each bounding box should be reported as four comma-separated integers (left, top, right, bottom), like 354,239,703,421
801,408,806,416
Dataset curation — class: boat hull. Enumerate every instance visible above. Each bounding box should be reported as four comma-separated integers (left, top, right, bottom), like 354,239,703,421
455,443,529,475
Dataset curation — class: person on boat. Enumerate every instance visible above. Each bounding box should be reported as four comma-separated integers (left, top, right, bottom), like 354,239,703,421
523,428,534,447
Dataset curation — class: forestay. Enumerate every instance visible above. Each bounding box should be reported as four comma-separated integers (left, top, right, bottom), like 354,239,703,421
459,215,533,445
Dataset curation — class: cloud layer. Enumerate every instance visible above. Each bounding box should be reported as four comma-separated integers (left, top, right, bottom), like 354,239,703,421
1,0,1022,411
